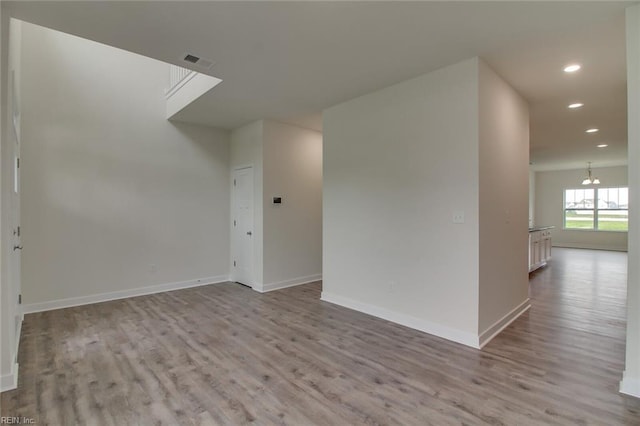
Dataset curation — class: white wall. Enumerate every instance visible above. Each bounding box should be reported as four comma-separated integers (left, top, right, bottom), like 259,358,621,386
535,166,628,251
262,120,322,289
20,23,231,307
230,120,264,287
0,14,21,392
230,119,323,292
0,0,5,399
0,0,4,396
322,58,481,346
478,60,530,337
622,3,640,399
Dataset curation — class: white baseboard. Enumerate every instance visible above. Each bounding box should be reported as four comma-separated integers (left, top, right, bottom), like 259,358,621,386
0,362,19,392
1,306,24,393
256,274,322,293
14,313,23,360
22,275,230,314
620,371,640,398
249,282,264,292
553,243,627,252
320,291,479,349
478,298,530,349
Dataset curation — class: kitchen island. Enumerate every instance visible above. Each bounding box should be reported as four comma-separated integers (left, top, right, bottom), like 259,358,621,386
529,226,553,272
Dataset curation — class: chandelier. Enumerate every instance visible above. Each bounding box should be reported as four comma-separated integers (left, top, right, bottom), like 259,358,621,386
581,162,600,185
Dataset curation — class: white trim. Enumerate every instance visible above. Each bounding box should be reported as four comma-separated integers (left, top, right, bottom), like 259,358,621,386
478,298,531,349
320,291,479,348
14,313,23,359
165,73,222,118
255,274,322,293
165,70,197,99
22,275,229,314
553,243,628,252
0,362,19,392
1,308,24,392
620,371,640,398
250,282,264,292
529,260,548,273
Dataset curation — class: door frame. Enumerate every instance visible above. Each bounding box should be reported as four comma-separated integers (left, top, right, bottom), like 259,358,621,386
10,67,22,326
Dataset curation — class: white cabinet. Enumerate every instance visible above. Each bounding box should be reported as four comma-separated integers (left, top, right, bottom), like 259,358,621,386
543,231,552,262
529,228,552,272
529,231,539,268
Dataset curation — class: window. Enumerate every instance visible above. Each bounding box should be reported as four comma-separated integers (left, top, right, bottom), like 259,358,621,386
564,187,628,231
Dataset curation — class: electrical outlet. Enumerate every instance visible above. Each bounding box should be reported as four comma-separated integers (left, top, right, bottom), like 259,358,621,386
150,264,157,274
388,280,396,292
453,211,465,224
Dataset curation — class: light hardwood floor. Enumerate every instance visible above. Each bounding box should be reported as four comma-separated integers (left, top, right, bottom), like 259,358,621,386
2,248,640,425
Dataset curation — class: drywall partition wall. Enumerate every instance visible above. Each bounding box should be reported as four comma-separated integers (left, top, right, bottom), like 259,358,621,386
262,120,322,291
20,22,231,308
477,60,530,341
229,119,323,292
323,58,481,346
622,3,640,398
0,15,21,392
535,166,628,251
0,5,6,394
230,120,264,288
1,17,23,392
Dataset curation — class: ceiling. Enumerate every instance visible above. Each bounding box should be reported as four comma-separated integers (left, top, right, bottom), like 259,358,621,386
4,1,633,171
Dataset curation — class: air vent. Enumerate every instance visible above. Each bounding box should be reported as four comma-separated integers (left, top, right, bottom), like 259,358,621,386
181,53,214,70
184,54,200,64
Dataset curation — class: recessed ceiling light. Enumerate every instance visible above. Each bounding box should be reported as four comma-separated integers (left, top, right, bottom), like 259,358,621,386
597,144,608,148
564,64,581,73
586,128,599,133
568,103,584,109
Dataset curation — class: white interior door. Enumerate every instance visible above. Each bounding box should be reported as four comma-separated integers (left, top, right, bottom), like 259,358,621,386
232,167,254,286
9,69,22,334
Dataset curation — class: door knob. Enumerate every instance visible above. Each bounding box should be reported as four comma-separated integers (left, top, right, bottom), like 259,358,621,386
13,245,22,251
246,231,252,236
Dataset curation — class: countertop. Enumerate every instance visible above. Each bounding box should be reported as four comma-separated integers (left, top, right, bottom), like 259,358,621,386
529,226,555,232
